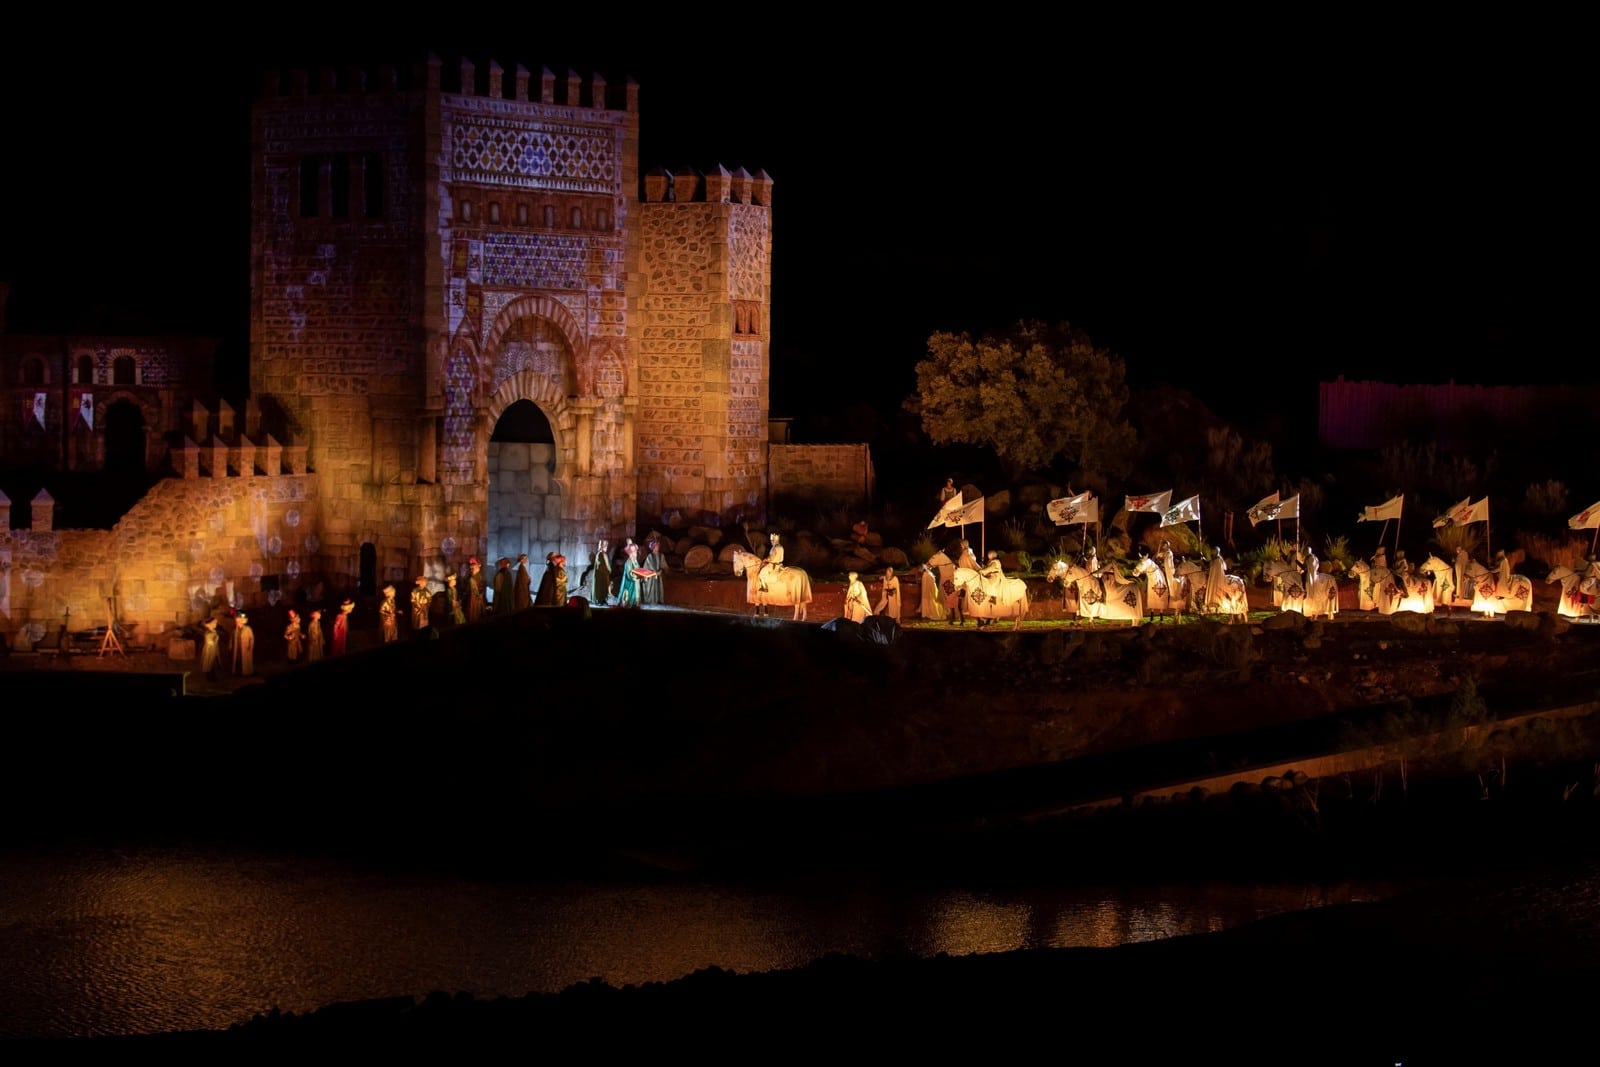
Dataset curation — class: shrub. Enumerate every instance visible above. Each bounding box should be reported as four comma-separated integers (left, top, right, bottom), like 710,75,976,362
1431,523,1481,559
1520,531,1588,573
1002,517,1030,551
1522,480,1569,521
1323,534,1356,574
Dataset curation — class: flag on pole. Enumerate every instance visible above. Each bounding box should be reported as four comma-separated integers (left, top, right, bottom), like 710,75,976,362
1435,497,1488,528
1124,490,1171,516
1272,495,1300,521
1358,494,1404,523
1048,494,1099,526
30,393,46,428
1160,494,1201,527
78,392,94,430
928,491,965,529
1433,497,1469,528
1245,492,1280,527
1570,501,1600,530
944,496,985,527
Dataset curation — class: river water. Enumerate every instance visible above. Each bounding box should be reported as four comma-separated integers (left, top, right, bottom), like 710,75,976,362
0,838,1425,1039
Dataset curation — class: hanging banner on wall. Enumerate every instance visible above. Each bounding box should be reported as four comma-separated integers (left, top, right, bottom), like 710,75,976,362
30,393,46,428
77,391,94,430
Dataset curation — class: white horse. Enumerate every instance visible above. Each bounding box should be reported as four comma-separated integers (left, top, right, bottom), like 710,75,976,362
1049,559,1145,625
1130,554,1189,620
730,548,813,621
1417,554,1468,612
1547,564,1600,619
1262,559,1340,621
1348,559,1434,615
951,566,1031,631
1188,559,1250,622
1467,561,1534,617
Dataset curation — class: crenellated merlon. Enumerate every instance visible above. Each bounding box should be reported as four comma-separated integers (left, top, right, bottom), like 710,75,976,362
262,53,638,112
643,165,773,206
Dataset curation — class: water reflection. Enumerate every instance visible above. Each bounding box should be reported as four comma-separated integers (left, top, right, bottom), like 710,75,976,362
0,843,1406,1039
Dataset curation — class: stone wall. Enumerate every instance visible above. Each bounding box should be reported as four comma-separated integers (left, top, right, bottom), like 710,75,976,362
769,444,875,505
1,475,317,652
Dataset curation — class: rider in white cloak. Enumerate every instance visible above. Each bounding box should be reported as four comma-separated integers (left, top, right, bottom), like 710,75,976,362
1205,548,1229,613
758,532,785,593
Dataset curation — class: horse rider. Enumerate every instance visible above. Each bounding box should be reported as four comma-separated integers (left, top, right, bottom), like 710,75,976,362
976,550,1005,628
758,532,785,593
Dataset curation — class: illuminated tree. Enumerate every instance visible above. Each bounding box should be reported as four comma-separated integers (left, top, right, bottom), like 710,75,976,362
904,320,1137,480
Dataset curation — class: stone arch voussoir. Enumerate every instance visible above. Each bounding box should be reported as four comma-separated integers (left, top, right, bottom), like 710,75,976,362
483,294,587,380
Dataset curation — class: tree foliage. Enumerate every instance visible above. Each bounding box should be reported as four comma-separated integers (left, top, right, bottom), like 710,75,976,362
904,320,1137,479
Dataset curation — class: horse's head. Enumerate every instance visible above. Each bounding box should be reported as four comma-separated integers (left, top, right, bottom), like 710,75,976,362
1548,565,1576,585
731,550,752,576
1348,559,1370,575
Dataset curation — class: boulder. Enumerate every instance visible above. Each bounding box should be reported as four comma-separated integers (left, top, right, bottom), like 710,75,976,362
683,545,716,573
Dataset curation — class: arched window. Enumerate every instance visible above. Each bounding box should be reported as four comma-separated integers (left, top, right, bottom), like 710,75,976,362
113,356,136,385
596,207,610,231
489,202,501,224
21,356,45,385
569,206,583,228
76,355,94,384
516,203,529,225
542,205,555,228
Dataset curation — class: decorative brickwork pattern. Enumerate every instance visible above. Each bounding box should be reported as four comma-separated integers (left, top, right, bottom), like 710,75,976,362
450,119,617,191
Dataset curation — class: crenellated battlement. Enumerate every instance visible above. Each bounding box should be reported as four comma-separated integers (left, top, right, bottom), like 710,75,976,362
643,165,774,206
262,53,639,113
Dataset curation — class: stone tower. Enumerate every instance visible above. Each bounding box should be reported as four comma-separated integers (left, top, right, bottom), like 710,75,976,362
249,54,772,591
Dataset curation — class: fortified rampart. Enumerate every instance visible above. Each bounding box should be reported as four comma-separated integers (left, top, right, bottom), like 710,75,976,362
769,444,875,506
0,470,317,653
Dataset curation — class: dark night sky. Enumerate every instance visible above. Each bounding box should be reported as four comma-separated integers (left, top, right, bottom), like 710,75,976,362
1,20,1589,437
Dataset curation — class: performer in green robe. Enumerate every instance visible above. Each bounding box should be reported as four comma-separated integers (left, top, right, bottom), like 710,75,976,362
616,541,642,607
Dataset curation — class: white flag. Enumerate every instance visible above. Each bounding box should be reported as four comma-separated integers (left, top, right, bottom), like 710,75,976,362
1358,494,1404,523
78,392,94,430
1124,490,1171,515
944,496,985,527
1433,497,1471,529
1048,494,1099,526
1160,494,1201,527
1247,493,1297,525
928,491,965,529
1245,492,1280,527
31,393,46,428
1047,492,1093,524
1570,500,1600,530
1436,497,1488,528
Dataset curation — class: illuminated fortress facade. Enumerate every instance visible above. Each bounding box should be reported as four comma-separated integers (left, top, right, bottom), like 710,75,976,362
253,56,774,588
